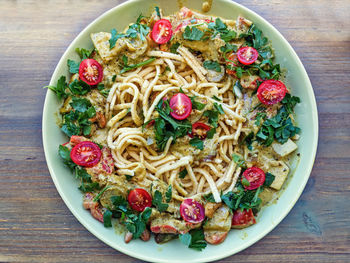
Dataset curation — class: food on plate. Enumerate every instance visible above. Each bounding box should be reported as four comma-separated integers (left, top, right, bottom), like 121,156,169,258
45,6,301,250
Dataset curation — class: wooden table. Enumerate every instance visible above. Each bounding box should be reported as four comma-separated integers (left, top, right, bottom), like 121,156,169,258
1,0,349,262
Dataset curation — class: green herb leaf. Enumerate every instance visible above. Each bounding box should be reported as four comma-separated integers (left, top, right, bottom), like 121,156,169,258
190,96,206,111
120,57,156,74
264,172,275,187
232,154,247,168
189,137,204,150
152,190,169,212
179,232,192,246
58,145,76,171
109,28,126,49
242,177,250,187
67,59,80,74
208,18,236,42
44,76,68,100
155,6,161,18
170,42,180,54
165,185,172,203
214,102,225,114
93,185,111,202
75,48,93,59
70,97,92,112
103,210,113,227
206,128,216,139
188,229,207,251
68,79,91,95
243,132,254,150
203,60,221,72
183,26,204,41
203,193,215,203
179,168,188,179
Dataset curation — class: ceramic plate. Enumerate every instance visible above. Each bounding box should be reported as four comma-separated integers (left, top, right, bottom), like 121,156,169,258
42,0,318,262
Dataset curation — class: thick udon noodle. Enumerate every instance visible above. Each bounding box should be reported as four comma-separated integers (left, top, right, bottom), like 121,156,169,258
105,47,248,203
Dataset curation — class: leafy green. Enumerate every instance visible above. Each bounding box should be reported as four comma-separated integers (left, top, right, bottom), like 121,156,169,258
189,137,204,150
170,42,180,54
282,93,301,114
208,18,236,42
203,193,215,202
241,177,250,187
203,103,224,128
75,47,93,59
93,185,111,202
109,28,126,49
179,168,188,179
155,6,161,18
190,96,206,110
220,43,238,54
183,26,204,41
61,97,96,137
44,76,68,100
203,60,221,72
154,99,192,151
75,166,100,193
68,79,91,95
58,145,76,171
152,190,169,212
109,15,150,49
179,229,207,251
125,14,150,41
256,98,301,146
221,185,262,211
120,57,156,74
243,132,254,150
165,185,172,203
206,128,216,139
124,207,152,239
232,154,247,169
255,112,267,126
264,172,275,187
67,59,80,74
103,210,113,227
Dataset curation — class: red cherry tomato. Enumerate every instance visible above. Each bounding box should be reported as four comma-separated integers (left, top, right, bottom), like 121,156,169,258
70,141,102,167
257,80,287,105
151,19,173,44
232,208,256,229
241,167,265,190
226,53,239,76
237,46,259,65
180,199,205,224
189,122,211,139
169,93,192,120
79,59,103,86
128,188,152,212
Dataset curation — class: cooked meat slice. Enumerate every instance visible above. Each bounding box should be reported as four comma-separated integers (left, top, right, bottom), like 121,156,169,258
150,214,200,234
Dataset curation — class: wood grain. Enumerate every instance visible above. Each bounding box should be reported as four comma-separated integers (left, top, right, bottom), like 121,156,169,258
0,0,349,262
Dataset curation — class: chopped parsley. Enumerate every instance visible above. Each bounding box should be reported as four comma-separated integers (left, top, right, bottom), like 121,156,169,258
179,228,207,251
190,96,206,110
189,137,204,150
152,190,169,212
203,103,224,128
179,168,188,179
44,76,68,100
93,185,111,202
208,18,236,42
120,55,156,74
165,185,172,203
75,47,93,59
103,209,113,227
264,172,275,187
206,128,216,139
170,42,180,54
68,79,91,96
203,60,221,72
154,99,192,151
67,59,80,74
232,154,247,169
183,26,204,41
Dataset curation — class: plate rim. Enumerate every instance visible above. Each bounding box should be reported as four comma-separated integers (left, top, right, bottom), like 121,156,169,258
42,0,319,262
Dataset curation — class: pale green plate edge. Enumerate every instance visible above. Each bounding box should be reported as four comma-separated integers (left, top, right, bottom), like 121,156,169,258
42,0,319,262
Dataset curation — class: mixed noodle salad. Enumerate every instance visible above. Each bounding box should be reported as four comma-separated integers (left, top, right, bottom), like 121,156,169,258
45,6,301,250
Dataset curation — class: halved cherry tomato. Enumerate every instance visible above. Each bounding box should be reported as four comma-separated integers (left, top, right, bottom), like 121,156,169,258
151,19,173,44
169,93,192,120
70,141,102,167
237,46,259,65
241,167,265,190
226,53,239,76
128,188,152,212
257,79,287,105
79,59,103,86
180,199,205,224
189,122,211,139
231,208,256,229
